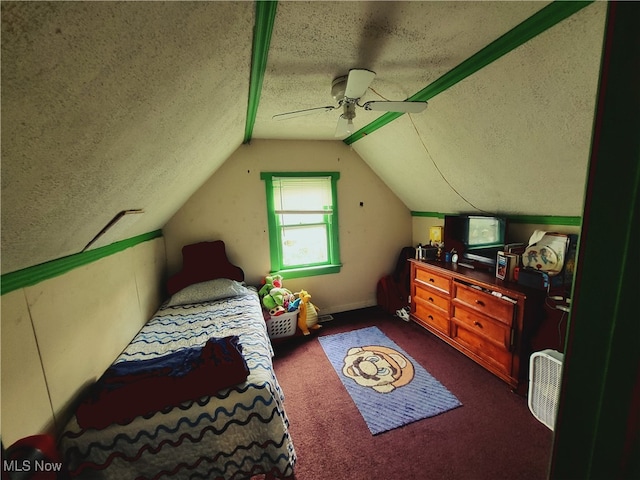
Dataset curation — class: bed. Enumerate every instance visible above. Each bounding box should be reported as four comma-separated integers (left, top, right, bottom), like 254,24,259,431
58,240,297,480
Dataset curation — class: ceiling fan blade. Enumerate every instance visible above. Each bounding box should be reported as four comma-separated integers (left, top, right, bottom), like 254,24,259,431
344,69,376,99
334,115,355,138
272,105,336,121
363,101,428,113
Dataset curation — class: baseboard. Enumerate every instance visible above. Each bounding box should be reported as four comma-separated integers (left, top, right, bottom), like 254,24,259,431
321,299,378,315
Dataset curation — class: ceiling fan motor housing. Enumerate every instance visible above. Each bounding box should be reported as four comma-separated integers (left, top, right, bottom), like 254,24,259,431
332,75,358,120
331,75,348,102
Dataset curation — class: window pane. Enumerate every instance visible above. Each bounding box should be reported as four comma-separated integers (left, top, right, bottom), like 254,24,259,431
280,213,325,225
281,225,328,266
274,177,332,211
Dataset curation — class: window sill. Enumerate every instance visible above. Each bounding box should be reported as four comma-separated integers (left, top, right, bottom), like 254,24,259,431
274,264,342,280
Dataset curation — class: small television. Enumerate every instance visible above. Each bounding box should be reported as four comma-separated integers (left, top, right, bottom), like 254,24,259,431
444,214,507,268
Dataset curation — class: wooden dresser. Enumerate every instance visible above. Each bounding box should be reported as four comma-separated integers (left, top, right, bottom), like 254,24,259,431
410,259,544,390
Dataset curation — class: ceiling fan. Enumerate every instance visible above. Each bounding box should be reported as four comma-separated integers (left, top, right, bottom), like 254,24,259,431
272,69,428,137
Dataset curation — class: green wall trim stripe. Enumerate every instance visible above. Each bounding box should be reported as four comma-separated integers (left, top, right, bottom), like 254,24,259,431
410,211,444,218
343,0,593,145
0,230,163,296
506,215,582,226
244,0,278,144
411,211,582,226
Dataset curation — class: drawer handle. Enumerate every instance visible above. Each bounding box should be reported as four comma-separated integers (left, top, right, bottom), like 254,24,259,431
428,315,434,320
428,297,435,303
475,299,485,306
429,278,436,283
474,321,483,328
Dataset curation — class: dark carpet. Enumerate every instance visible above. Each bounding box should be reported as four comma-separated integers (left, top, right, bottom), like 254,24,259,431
272,307,553,480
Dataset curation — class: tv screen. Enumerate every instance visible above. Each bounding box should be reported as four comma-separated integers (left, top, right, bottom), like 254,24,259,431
444,214,507,267
465,216,505,249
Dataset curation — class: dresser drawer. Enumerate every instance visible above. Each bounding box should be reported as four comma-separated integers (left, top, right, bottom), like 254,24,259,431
415,267,450,294
453,283,515,325
450,318,512,376
414,283,450,311
414,302,449,336
452,306,513,350
409,259,534,389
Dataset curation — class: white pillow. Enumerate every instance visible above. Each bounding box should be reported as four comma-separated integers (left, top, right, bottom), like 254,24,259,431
166,279,249,307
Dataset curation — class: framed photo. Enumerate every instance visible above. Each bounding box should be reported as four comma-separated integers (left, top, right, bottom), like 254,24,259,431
429,226,443,243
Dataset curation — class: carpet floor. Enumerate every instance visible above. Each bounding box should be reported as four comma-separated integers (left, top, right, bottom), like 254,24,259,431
271,307,553,480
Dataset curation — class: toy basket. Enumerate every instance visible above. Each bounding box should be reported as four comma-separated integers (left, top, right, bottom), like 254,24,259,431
266,310,298,339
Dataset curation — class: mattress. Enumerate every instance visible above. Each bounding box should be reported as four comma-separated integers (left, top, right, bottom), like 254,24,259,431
59,288,296,479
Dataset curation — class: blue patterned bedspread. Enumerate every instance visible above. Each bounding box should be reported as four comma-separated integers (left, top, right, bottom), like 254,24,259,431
59,290,296,479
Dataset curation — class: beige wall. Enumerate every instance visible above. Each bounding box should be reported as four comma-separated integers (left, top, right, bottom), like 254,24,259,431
412,216,444,246
507,223,581,245
413,216,582,249
0,238,166,445
163,139,413,314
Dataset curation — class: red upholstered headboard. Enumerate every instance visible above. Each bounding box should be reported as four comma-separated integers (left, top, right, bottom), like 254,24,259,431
166,241,245,296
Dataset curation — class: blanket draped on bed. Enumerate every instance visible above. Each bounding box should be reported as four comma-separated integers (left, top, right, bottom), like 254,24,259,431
76,336,249,430
59,290,296,480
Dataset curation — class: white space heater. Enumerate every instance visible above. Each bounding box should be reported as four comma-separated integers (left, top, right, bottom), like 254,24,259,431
528,349,564,430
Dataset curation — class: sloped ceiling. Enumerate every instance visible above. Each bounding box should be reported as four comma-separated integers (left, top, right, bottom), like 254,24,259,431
1,1,606,275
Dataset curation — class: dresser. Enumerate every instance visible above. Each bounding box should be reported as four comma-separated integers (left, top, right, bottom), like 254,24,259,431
410,259,544,390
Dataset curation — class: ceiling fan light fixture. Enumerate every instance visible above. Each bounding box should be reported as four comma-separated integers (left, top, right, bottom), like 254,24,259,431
342,100,356,120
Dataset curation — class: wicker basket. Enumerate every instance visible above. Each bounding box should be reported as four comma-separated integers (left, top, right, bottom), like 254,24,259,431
266,310,298,339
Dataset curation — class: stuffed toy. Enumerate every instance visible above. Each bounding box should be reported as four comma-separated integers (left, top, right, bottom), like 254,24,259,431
265,287,293,311
269,306,286,317
258,274,283,299
259,275,293,312
296,290,321,335
288,297,301,312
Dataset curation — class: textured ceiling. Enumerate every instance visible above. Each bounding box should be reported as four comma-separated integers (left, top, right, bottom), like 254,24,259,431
352,3,607,214
1,1,607,274
253,1,547,140
1,1,253,273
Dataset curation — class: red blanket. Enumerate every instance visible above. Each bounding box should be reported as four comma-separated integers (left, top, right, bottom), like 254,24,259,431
76,336,248,430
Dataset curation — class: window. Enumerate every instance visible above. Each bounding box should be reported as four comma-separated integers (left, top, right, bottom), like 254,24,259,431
260,172,341,279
